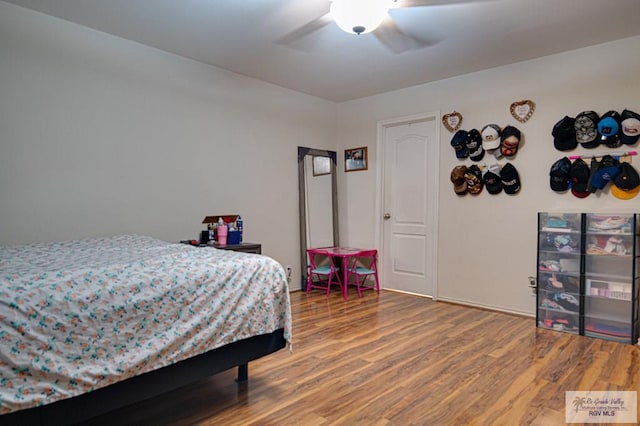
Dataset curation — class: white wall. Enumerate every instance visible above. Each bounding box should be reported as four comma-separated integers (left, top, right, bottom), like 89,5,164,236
0,2,337,283
336,36,640,315
2,1,639,314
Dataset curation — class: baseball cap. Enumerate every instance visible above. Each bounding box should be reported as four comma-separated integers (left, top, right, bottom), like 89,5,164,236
481,124,501,150
450,130,469,159
500,162,521,194
549,157,571,192
620,109,640,145
552,116,577,151
483,164,502,194
575,111,600,148
570,158,590,198
451,165,468,195
597,110,622,148
464,164,484,195
611,162,640,200
589,155,620,190
500,125,521,156
587,157,600,193
466,129,485,161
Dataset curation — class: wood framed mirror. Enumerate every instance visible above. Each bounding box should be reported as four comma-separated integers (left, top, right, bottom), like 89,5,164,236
298,147,339,290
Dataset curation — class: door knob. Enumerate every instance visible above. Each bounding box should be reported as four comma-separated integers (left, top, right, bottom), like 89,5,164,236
383,213,391,220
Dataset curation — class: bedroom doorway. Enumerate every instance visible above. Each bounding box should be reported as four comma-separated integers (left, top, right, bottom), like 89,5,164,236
376,113,439,297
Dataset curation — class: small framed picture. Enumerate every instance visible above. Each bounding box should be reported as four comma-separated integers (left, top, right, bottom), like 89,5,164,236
345,147,368,172
312,156,331,176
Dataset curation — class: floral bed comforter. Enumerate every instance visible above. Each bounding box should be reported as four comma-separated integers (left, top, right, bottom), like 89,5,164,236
0,234,292,415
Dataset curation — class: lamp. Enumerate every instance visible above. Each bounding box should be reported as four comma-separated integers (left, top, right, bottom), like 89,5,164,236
329,0,392,35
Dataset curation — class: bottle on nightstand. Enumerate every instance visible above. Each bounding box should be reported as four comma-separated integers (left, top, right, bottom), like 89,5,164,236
217,217,228,245
236,215,243,243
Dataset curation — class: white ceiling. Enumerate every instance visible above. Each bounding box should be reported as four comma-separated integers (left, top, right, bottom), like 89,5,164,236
4,0,640,102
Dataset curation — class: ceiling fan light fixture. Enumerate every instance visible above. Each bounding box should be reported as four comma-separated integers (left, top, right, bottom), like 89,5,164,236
330,0,392,35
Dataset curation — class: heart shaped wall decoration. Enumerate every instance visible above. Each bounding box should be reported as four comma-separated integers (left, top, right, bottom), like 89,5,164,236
510,100,535,123
442,111,463,133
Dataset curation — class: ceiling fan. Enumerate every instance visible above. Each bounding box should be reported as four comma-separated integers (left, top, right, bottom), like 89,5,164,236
277,0,476,54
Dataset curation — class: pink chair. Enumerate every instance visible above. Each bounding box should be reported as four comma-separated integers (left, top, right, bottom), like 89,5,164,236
306,248,342,296
346,249,380,297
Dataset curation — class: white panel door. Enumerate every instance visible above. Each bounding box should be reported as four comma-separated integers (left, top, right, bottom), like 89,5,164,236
381,117,438,297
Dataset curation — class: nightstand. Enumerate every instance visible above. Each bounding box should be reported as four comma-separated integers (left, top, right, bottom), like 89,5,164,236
211,242,262,254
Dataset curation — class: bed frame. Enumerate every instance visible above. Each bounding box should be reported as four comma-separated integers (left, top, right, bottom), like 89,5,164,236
0,329,286,425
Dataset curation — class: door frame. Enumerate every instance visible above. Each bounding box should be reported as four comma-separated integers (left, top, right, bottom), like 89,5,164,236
375,111,441,299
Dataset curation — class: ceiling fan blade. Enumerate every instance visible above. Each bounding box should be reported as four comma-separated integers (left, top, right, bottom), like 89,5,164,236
373,18,433,54
275,13,333,46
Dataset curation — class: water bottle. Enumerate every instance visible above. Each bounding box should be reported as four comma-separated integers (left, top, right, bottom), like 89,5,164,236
207,223,214,242
217,217,227,245
236,215,243,243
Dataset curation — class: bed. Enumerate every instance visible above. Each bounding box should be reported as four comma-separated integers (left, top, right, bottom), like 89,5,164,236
0,234,292,424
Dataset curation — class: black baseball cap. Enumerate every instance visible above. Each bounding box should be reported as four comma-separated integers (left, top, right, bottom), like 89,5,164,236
501,162,521,194
611,162,640,200
570,158,590,198
483,165,502,194
587,157,600,193
549,157,571,192
552,116,577,151
466,129,484,161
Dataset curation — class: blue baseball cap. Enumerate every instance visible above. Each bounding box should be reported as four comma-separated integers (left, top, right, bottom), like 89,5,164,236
450,130,469,159
589,155,621,190
597,110,621,148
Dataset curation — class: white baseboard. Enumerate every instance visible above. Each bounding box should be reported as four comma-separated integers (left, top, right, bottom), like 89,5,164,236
435,295,534,318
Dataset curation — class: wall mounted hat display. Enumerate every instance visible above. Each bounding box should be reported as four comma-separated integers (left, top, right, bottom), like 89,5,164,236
450,162,522,196
551,109,640,151
548,151,638,200
553,109,639,152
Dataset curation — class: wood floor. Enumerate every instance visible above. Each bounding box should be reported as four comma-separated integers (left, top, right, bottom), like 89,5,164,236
86,289,640,425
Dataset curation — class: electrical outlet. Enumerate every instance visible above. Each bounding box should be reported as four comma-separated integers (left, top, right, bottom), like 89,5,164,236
285,265,292,282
